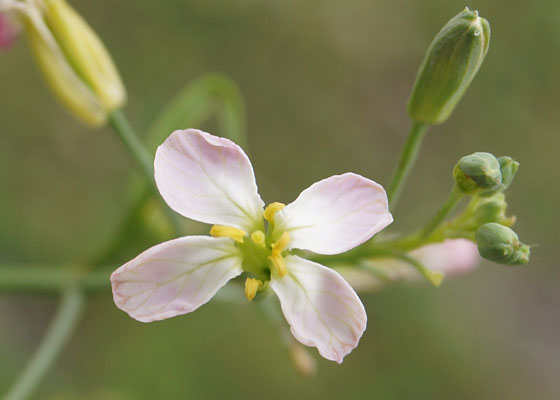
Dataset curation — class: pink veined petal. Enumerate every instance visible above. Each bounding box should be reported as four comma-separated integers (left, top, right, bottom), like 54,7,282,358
111,236,242,323
274,173,392,255
0,13,20,50
270,255,367,364
154,129,265,231
410,238,480,277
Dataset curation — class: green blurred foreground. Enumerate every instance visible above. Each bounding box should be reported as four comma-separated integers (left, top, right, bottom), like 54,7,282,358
1,0,558,398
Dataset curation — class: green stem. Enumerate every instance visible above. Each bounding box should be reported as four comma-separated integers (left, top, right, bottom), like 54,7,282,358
397,254,443,286
4,287,85,400
0,266,111,294
108,109,182,236
420,186,464,238
386,122,430,211
108,110,154,187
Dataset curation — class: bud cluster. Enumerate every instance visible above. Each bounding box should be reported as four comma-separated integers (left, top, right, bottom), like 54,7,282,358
451,151,529,265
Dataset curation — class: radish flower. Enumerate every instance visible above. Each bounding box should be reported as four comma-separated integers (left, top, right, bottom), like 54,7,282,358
111,129,392,363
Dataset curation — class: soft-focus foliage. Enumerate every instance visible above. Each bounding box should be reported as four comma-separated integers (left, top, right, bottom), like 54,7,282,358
0,0,558,399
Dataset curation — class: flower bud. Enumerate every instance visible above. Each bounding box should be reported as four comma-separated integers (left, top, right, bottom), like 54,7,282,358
473,192,514,226
497,156,519,190
453,152,501,195
408,8,490,124
475,223,530,265
12,0,125,126
480,156,520,196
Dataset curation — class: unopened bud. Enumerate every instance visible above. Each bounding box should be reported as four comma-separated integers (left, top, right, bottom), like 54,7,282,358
473,192,513,226
454,152,501,195
497,156,519,190
475,223,530,265
408,8,490,124
14,0,125,126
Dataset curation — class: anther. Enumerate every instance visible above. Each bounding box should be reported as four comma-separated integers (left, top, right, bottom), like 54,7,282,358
268,254,287,277
244,277,263,301
264,202,285,223
209,225,246,243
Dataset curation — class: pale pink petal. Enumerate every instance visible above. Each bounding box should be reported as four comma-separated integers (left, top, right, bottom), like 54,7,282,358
410,239,480,276
154,129,264,231
274,173,392,255
0,13,20,50
270,255,367,363
111,236,242,322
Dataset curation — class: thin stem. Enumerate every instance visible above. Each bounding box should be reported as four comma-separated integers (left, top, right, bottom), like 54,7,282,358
108,110,154,186
397,254,443,287
386,122,430,211
108,109,182,235
4,287,85,400
420,187,464,238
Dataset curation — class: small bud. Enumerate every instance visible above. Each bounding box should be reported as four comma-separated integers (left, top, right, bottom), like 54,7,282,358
475,223,530,265
497,156,519,191
408,8,490,124
473,192,514,226
454,152,502,195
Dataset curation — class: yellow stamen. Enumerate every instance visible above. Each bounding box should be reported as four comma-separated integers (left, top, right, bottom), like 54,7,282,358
244,277,263,301
209,225,246,243
271,231,290,255
268,254,287,277
268,232,291,277
264,202,286,223
250,230,265,246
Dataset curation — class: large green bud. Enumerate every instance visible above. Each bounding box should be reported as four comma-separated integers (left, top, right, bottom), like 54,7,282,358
454,152,501,195
475,223,530,265
408,8,490,124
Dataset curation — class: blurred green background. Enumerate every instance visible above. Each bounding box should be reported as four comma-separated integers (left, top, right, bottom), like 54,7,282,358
1,0,558,398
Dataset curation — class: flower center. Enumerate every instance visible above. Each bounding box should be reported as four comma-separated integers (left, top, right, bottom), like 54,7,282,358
209,202,290,301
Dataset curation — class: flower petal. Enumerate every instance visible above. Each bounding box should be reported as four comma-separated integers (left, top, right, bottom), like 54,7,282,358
275,173,392,255
154,129,264,231
111,236,242,322
270,255,367,363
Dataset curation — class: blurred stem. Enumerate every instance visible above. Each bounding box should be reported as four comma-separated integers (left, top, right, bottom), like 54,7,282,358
420,186,464,238
4,287,85,400
397,254,442,287
386,122,430,211
108,109,154,186
0,266,111,294
108,109,182,236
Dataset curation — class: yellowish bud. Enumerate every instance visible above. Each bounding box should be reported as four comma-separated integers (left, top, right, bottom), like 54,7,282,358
44,0,125,111
19,0,125,126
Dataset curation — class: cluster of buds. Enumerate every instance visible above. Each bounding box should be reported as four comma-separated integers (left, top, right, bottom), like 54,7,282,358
452,151,529,265
0,0,126,126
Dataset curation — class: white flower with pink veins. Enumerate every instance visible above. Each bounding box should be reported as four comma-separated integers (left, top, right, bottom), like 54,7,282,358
111,129,393,363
